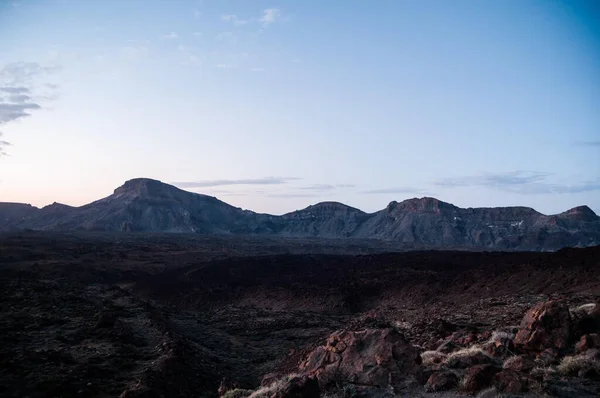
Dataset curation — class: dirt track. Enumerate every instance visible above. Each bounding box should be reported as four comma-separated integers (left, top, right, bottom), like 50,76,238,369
1,232,599,397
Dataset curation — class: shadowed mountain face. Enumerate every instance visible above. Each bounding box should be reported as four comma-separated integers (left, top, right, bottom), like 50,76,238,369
1,178,599,250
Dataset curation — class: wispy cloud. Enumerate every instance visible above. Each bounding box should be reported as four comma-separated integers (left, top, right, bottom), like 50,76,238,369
192,32,203,37
361,187,432,195
161,32,179,40
435,171,600,194
215,31,238,44
0,132,10,156
298,184,336,191
216,63,237,69
260,8,282,26
296,183,356,191
221,14,249,26
173,177,300,188
435,171,549,188
575,141,600,147
0,62,60,156
251,67,265,72
193,9,201,19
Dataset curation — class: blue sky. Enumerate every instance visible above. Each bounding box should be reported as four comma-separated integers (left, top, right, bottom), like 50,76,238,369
0,0,599,215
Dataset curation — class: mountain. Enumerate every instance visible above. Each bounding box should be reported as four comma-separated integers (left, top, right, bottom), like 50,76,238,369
2,178,599,251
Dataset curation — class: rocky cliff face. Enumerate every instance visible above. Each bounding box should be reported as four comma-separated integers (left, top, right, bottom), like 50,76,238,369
2,178,599,251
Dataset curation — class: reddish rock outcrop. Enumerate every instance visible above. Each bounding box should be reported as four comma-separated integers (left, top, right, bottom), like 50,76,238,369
461,364,501,393
300,328,422,388
514,300,572,352
425,371,458,392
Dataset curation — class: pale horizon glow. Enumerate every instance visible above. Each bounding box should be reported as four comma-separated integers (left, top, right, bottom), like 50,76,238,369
0,0,599,215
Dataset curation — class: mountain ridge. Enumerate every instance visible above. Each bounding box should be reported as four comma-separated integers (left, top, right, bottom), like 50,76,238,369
1,177,599,250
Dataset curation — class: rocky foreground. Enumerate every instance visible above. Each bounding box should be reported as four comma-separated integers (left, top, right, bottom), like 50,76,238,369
0,233,599,397
210,299,600,398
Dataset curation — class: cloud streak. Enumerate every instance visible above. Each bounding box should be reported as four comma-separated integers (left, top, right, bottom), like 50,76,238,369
0,62,60,156
173,177,300,188
161,32,179,40
435,171,600,194
0,132,10,156
575,141,600,147
260,8,282,26
221,14,249,26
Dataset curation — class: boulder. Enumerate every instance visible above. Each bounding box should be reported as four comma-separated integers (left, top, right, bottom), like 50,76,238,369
574,303,600,335
494,370,527,394
424,371,458,392
536,347,559,365
514,300,572,352
576,334,600,353
300,328,422,389
461,364,501,393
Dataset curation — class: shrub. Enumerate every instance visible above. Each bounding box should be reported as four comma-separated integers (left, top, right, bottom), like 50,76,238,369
557,355,600,377
421,350,447,366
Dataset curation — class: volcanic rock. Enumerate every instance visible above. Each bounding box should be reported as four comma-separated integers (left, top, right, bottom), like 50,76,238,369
514,300,572,352
300,328,422,389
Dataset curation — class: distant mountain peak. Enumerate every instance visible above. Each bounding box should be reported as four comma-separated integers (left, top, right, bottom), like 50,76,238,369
387,197,455,214
1,178,599,251
560,205,599,221
112,178,180,199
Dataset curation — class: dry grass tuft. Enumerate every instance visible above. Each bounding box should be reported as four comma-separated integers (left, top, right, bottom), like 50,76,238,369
502,355,520,369
248,374,299,398
421,350,447,366
571,303,597,317
444,345,497,369
557,355,600,377
530,366,556,379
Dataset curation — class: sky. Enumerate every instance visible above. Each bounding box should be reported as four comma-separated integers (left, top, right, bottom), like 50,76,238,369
0,0,599,215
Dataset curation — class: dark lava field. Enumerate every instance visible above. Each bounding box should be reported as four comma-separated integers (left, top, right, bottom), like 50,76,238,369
1,232,599,398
